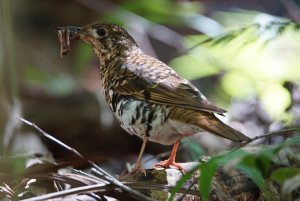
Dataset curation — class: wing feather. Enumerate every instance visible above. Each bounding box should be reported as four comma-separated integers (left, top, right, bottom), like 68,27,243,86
113,54,226,114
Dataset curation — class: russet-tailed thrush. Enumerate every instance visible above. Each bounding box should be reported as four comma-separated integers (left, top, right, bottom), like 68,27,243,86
56,23,250,172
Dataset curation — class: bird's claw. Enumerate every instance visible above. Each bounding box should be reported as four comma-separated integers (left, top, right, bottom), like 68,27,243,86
131,166,146,175
154,159,185,172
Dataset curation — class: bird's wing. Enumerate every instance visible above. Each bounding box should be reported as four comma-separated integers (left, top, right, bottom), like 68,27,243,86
112,54,226,114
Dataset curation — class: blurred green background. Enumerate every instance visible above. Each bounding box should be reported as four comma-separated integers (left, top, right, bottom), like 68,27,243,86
0,0,300,173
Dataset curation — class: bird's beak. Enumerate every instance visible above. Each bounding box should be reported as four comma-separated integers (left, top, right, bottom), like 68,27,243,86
63,26,81,33
56,26,81,57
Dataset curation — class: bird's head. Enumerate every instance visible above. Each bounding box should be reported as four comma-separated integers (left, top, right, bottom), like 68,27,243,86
57,23,139,62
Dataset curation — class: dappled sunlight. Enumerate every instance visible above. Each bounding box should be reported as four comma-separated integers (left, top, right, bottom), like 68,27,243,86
171,11,300,121
1,1,300,200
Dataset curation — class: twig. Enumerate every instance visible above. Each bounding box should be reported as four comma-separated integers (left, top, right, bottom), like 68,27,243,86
0,183,14,199
237,127,300,149
176,179,198,201
71,168,109,184
21,183,109,201
17,117,155,201
21,179,201,201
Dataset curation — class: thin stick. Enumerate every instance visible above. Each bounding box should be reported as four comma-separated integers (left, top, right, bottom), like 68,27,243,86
176,179,198,201
237,127,300,149
22,179,201,201
21,183,108,201
18,117,155,201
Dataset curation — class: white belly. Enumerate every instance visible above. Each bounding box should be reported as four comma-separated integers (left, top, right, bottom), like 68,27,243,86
149,119,203,145
112,96,202,145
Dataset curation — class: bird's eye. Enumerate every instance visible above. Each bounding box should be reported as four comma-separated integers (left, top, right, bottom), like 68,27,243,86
96,28,108,37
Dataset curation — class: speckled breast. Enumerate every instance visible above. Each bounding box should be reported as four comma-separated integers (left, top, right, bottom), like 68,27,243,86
104,90,201,145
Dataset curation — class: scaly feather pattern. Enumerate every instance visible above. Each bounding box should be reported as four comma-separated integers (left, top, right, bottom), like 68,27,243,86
57,22,250,172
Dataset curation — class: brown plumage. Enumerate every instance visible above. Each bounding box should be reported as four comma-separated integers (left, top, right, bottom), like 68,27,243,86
56,23,250,172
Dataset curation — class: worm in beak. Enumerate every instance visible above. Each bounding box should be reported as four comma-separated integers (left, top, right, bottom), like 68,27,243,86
56,26,81,57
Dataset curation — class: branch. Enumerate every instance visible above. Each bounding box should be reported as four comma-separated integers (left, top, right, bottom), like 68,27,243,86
17,117,155,201
21,183,109,201
16,117,300,200
237,127,300,149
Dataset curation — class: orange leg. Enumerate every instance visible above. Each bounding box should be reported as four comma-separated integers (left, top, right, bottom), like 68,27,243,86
131,136,148,173
154,140,184,171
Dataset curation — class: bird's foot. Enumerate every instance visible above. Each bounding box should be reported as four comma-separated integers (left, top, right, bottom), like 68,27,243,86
154,159,184,172
126,164,146,177
119,164,146,180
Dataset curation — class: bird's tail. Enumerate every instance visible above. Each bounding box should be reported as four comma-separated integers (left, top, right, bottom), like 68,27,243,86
196,113,250,142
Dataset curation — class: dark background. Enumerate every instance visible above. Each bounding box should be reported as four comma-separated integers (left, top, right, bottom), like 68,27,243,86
1,0,300,173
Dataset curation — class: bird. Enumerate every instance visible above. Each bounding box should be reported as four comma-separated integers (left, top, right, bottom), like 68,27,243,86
56,23,250,172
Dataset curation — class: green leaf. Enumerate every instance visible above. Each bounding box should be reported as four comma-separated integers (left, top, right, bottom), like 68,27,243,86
283,135,300,147
169,136,300,201
271,168,300,185
198,159,219,201
199,150,248,201
119,0,201,24
236,155,265,189
171,14,300,122
256,146,281,177
235,145,283,189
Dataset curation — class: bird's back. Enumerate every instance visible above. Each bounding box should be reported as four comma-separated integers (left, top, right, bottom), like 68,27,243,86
102,53,249,144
